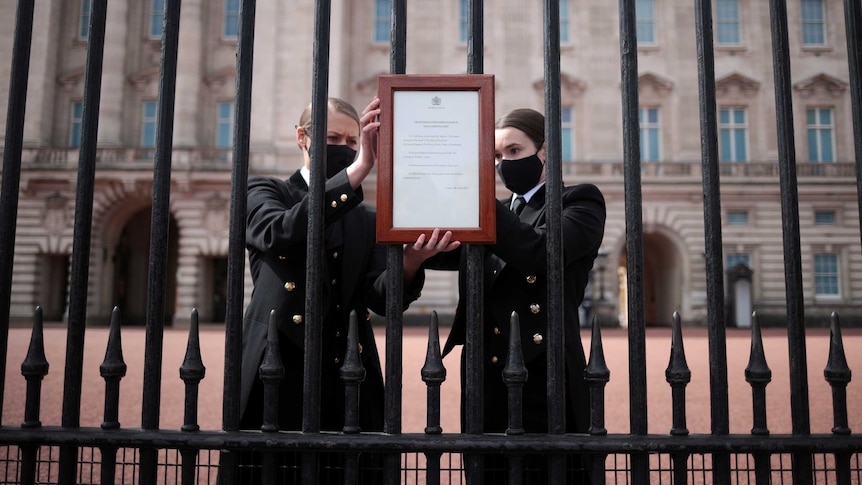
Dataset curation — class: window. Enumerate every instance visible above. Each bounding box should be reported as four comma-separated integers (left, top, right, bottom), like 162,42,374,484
459,0,469,44
639,107,660,161
150,0,165,38
814,210,836,225
70,102,83,147
374,0,391,44
727,210,749,225
814,253,839,296
141,101,158,147
79,0,92,39
561,107,575,161
560,0,571,43
726,253,750,269
636,0,656,44
216,101,235,148
801,0,826,45
807,108,834,162
224,0,240,39
716,0,741,45
719,108,747,162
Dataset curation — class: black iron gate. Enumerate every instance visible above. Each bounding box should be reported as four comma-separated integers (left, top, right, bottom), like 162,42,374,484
1,0,861,483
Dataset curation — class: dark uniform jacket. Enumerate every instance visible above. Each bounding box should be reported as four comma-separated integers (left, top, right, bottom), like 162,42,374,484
239,169,423,431
426,183,606,435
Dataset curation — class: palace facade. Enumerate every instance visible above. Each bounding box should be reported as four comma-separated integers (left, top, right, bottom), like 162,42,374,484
0,0,858,327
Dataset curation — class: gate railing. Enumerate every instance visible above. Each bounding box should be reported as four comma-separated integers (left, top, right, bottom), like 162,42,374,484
1,0,861,484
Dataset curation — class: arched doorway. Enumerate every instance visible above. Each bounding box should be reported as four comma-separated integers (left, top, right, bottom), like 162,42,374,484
616,230,685,327
111,208,179,326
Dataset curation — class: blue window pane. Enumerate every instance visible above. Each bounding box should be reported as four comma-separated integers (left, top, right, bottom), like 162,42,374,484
560,0,570,43
720,130,731,161
648,130,660,160
819,109,831,125
142,125,156,147
224,0,240,38
806,108,817,125
80,0,92,38
561,129,573,161
814,211,836,224
808,130,819,161
719,109,729,124
460,0,468,43
144,102,157,118
73,103,84,119
151,0,165,37
819,131,833,161
734,109,745,124
734,130,746,161
814,253,839,296
374,0,391,43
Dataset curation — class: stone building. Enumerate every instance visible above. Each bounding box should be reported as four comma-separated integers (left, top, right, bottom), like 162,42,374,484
0,0,858,327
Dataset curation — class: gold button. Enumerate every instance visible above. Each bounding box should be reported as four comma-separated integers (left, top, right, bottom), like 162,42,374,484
492,269,497,275
340,194,348,202
292,314,303,324
530,303,541,314
332,251,338,258
358,344,363,353
284,281,296,291
526,275,537,284
533,333,543,344
491,356,499,364
493,327,501,335
278,255,286,260
331,200,338,208
334,357,341,365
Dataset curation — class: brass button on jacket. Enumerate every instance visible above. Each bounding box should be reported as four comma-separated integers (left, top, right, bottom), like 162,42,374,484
284,281,296,292
526,275,537,284
533,333,544,344
292,314,303,324
493,327,501,335
530,303,541,314
330,200,338,208
491,356,499,364
340,193,348,202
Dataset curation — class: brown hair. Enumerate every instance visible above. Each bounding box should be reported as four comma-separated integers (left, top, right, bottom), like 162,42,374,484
495,108,545,150
296,97,360,149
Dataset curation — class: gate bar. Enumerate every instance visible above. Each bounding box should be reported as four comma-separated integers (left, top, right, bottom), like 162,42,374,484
692,0,731,481
0,0,34,424
463,0,486,481
618,0,649,481
58,0,108,482
139,0,184,482
384,1,407,482
767,0,813,481
845,0,862,247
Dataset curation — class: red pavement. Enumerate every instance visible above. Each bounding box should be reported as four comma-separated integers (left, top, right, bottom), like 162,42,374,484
2,324,861,436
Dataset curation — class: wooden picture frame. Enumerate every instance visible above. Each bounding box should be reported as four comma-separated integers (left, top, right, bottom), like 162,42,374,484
376,74,496,244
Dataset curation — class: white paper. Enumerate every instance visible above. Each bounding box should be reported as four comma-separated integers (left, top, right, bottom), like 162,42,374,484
392,90,480,228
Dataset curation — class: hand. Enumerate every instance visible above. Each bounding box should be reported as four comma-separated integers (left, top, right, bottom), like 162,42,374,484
347,97,381,189
359,97,381,166
403,228,461,282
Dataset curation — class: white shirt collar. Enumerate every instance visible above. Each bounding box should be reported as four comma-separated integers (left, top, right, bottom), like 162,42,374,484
511,182,545,208
300,166,311,186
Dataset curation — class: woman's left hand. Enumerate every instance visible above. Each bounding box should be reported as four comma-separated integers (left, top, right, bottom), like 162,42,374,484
403,228,461,282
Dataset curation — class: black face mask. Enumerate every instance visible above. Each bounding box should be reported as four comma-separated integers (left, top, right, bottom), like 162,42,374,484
496,153,544,195
324,144,357,179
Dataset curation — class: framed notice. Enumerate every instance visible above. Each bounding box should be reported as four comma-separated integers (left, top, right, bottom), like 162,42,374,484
376,74,496,244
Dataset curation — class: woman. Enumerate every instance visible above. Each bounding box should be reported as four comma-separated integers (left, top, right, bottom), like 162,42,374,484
425,108,606,483
238,97,457,483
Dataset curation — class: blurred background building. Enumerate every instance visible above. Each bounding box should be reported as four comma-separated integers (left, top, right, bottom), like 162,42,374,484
0,0,858,328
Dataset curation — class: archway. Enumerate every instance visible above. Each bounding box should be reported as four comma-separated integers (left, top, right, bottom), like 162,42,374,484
641,231,684,326
111,208,179,326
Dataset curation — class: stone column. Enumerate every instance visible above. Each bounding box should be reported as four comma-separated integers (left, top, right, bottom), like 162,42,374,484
97,0,129,146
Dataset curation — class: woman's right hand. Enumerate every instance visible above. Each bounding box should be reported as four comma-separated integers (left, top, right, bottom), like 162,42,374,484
347,97,381,189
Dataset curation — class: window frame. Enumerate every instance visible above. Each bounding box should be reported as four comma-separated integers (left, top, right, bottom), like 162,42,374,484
636,0,657,45
813,253,840,297
560,0,571,44
726,210,749,225
725,252,751,269
216,101,235,149
458,0,469,44
141,100,158,148
79,0,92,40
223,0,241,40
561,106,575,162
149,0,166,39
806,107,835,162
639,107,661,162
373,0,391,44
69,101,84,148
715,0,742,45
719,107,748,162
801,0,827,46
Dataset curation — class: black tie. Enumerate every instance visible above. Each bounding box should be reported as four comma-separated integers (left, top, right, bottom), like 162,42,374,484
512,196,526,215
